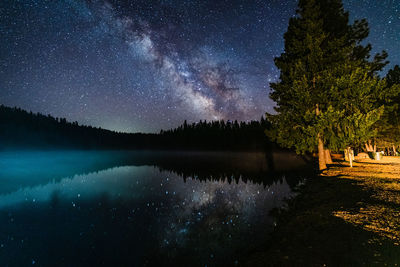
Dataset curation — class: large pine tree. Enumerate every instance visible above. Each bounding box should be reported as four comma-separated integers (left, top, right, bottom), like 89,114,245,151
267,0,389,170
375,65,400,152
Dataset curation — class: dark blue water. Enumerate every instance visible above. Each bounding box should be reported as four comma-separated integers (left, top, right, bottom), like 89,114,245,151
0,151,309,266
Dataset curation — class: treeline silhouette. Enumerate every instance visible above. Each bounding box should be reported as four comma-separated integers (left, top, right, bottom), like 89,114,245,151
160,118,272,150
0,105,153,150
0,105,274,151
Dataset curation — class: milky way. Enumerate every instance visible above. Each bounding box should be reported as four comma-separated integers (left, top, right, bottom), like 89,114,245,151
0,0,399,132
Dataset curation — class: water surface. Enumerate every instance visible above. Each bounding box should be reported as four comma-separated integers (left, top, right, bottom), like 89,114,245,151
0,151,310,266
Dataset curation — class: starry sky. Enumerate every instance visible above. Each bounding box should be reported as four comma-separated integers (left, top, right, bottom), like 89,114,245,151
1,0,399,133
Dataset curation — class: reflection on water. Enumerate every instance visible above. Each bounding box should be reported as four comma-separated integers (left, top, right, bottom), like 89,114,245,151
0,151,312,266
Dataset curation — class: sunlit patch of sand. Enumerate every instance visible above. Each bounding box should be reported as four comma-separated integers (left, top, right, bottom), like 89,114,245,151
329,156,400,244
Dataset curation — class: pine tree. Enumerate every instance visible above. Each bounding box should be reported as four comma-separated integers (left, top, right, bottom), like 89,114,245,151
322,64,387,156
374,65,400,152
387,65,400,87
267,0,389,170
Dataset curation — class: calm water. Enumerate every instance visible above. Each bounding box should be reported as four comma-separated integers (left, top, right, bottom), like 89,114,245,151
0,151,310,266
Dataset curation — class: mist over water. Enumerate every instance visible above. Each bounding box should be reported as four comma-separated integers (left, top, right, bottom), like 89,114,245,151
0,151,310,266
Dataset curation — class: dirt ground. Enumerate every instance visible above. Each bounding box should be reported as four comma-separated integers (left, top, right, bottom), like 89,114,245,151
328,157,400,244
246,156,400,266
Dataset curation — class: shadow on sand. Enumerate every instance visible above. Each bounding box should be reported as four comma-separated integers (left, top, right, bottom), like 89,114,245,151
245,170,400,266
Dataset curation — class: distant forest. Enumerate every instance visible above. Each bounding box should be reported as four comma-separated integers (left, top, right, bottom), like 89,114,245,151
0,105,274,151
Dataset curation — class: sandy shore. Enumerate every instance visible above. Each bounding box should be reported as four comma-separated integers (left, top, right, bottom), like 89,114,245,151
328,157,400,243
246,156,400,266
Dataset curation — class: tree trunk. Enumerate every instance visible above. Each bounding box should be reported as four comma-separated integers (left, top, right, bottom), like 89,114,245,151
324,149,333,164
365,140,376,152
344,147,354,167
365,142,372,152
318,134,327,171
315,103,326,171
393,145,397,156
349,148,353,167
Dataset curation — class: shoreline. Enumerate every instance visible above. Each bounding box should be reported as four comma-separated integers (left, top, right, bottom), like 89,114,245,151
246,156,400,266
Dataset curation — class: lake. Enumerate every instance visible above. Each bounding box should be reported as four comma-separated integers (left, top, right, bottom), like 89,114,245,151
0,151,312,266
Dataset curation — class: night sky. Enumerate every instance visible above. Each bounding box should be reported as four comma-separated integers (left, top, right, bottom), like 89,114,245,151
1,0,399,133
